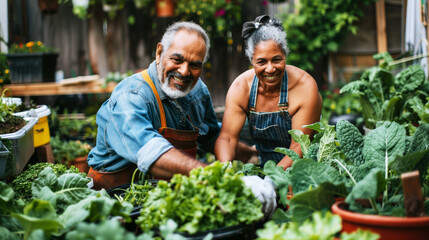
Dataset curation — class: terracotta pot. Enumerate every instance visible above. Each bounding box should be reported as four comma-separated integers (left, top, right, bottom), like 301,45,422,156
38,0,59,14
332,201,429,240
70,155,89,173
156,0,175,17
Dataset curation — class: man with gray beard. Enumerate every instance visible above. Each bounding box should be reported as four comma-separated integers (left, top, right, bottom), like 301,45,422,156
87,21,256,190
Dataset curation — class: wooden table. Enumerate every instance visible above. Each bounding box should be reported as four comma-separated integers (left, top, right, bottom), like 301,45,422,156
1,75,116,97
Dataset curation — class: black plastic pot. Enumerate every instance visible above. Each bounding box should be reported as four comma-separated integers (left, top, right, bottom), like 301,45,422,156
329,113,364,134
107,182,262,239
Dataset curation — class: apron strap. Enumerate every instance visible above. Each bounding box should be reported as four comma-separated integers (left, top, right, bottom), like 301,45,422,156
141,70,167,129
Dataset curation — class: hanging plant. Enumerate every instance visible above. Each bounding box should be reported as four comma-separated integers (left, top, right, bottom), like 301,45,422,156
176,0,242,43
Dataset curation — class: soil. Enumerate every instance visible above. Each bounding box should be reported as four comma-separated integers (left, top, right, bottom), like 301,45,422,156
0,116,27,134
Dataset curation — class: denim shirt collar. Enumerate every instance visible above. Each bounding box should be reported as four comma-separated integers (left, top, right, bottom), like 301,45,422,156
147,61,168,100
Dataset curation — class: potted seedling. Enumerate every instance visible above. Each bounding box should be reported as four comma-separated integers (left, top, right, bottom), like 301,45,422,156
0,89,38,177
51,135,92,173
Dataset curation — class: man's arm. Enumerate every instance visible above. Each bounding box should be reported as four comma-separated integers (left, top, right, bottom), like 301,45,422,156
149,148,207,179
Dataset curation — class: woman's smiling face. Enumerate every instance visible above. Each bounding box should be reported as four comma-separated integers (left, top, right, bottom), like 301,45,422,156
252,40,286,85
156,29,206,99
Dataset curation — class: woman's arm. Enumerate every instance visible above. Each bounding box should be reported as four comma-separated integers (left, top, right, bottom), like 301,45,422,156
215,72,252,162
278,66,323,169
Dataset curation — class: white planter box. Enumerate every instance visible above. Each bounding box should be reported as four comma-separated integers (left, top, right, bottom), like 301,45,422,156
0,117,38,177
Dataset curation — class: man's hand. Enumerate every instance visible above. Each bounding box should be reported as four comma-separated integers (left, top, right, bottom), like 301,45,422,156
242,175,277,219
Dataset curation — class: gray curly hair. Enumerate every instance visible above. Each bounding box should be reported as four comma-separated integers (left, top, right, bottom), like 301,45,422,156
244,18,289,62
160,21,211,63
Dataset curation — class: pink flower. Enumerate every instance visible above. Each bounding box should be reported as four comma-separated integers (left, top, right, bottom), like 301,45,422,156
262,0,268,6
215,8,226,17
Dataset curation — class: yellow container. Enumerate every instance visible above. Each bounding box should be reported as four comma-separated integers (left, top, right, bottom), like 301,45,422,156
33,115,51,147
13,105,51,148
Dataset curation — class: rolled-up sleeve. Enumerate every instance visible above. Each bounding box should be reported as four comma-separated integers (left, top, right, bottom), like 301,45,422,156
106,87,173,172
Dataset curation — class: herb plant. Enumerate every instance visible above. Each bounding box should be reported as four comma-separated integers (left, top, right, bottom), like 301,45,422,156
0,89,26,134
11,163,83,202
114,169,154,206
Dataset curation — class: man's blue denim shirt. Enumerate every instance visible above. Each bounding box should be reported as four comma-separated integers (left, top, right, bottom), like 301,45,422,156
87,61,220,173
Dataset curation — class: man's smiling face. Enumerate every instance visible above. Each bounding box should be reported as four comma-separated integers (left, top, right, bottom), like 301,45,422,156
156,29,207,99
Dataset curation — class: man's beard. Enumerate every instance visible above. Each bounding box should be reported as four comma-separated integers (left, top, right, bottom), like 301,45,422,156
157,62,193,99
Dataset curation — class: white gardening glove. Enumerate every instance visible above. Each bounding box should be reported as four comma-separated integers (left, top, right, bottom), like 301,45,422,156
242,175,277,219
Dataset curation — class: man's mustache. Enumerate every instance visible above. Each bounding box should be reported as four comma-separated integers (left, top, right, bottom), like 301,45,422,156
167,71,193,83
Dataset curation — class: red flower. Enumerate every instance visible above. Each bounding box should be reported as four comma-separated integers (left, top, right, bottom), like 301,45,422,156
262,0,268,6
215,8,226,17
19,43,23,48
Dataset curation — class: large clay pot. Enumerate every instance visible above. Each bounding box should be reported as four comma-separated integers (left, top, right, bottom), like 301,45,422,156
38,0,59,14
70,155,89,173
156,0,175,17
332,201,429,240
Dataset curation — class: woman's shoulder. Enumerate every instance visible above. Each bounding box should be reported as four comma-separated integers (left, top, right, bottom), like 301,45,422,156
286,65,317,88
232,69,254,88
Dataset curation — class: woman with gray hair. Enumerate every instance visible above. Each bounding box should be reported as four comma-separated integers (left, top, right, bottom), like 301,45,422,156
215,15,322,170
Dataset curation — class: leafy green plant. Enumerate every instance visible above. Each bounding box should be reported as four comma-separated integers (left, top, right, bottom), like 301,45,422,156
0,167,133,239
0,89,26,134
113,169,154,206
176,0,242,43
59,0,155,20
256,211,379,240
0,52,10,86
49,108,94,142
136,161,263,234
51,135,92,165
279,0,374,71
10,163,83,203
265,120,429,223
340,53,428,130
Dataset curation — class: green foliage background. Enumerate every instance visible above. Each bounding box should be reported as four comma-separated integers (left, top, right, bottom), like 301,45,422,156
279,0,375,71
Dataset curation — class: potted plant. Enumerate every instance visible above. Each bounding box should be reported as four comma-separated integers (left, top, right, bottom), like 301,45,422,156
176,0,242,43
340,52,428,132
264,120,429,239
50,135,92,173
10,162,84,202
6,41,58,84
37,0,59,14
0,89,38,177
136,161,264,238
0,140,9,179
0,52,10,87
320,89,363,130
155,0,175,17
255,211,379,240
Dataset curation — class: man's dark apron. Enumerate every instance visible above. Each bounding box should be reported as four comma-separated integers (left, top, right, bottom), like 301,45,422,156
87,70,199,190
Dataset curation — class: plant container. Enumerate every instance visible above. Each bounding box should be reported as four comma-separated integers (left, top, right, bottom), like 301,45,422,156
332,201,429,240
6,52,58,83
14,105,51,147
38,0,59,14
0,141,10,178
70,155,89,174
156,0,175,17
0,117,38,176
